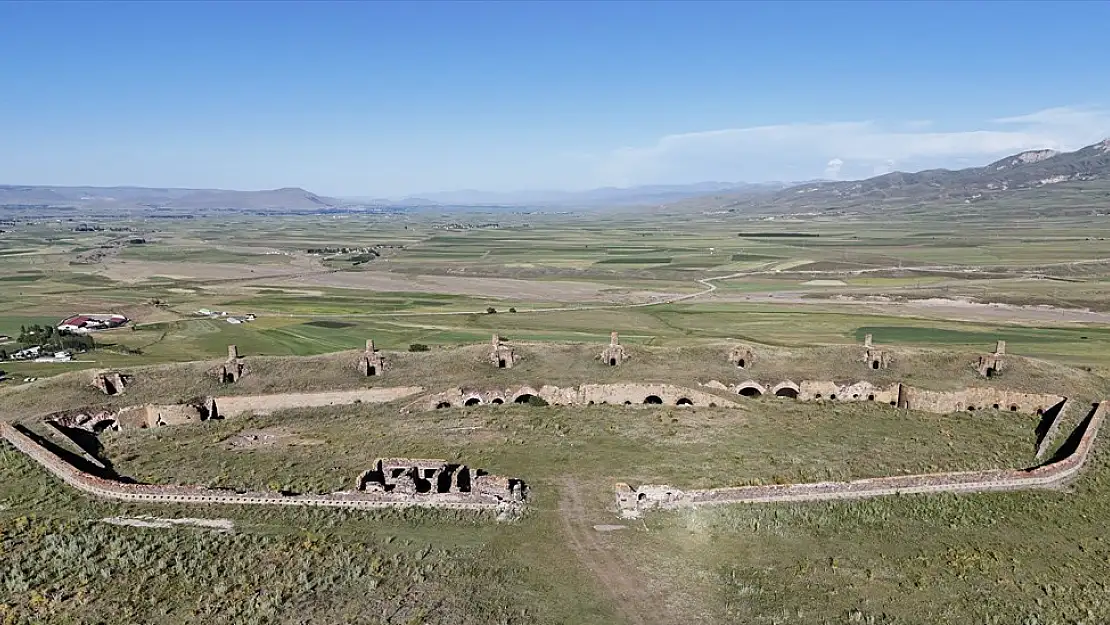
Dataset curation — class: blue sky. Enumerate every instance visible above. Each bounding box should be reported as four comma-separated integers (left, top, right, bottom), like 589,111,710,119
2,0,1110,197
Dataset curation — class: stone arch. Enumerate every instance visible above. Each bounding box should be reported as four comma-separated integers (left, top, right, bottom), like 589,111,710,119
643,395,663,405
435,401,451,410
513,393,534,404
676,397,693,406
736,381,765,397
490,397,504,405
464,397,481,407
771,381,800,399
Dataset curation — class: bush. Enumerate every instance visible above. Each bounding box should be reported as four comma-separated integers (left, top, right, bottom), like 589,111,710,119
408,343,429,352
509,307,517,313
486,307,497,314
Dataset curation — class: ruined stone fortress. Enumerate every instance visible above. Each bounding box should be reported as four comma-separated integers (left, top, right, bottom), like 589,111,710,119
1,331,1105,520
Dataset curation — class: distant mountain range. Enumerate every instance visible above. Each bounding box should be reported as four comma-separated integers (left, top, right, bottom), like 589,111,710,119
358,181,797,208
6,139,1109,213
0,185,339,211
760,138,1110,208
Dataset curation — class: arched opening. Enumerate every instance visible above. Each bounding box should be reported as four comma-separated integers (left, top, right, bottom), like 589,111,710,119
623,400,632,406
1010,405,1018,412
867,394,875,401
890,400,897,406
464,397,481,407
774,387,799,399
498,359,506,368
985,367,995,378
435,401,451,410
852,394,859,399
103,379,117,395
491,398,504,405
709,402,717,408
738,386,762,397
815,393,823,399
737,359,746,368
222,371,235,384
1036,408,1044,416
676,397,693,406
992,403,1000,410
367,365,376,376
967,406,976,411
644,395,663,405
609,358,616,366
588,400,595,405
871,360,880,370
829,394,837,400
514,394,534,404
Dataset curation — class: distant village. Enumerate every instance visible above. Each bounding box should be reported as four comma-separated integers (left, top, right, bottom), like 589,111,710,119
0,313,128,365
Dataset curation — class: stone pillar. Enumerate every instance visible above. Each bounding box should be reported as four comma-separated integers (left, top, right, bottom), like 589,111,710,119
995,340,1006,355
864,334,873,348
227,345,239,360
366,339,376,353
492,333,500,347
610,331,619,346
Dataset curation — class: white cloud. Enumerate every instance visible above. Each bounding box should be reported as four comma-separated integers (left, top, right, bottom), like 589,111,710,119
595,106,1110,186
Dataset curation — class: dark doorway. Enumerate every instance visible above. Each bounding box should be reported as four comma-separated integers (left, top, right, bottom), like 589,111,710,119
739,387,761,397
676,397,693,406
368,366,376,376
774,387,798,399
643,395,663,405
491,398,504,405
609,358,616,366
435,401,451,409
737,359,746,368
464,397,481,406
514,394,533,404
871,360,880,370
498,359,506,368
985,367,995,378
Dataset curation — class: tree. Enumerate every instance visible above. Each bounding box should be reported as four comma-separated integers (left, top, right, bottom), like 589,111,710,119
408,343,429,352
486,307,497,314
508,307,517,313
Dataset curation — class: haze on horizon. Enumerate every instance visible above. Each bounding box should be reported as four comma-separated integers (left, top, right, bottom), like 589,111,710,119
2,0,1110,198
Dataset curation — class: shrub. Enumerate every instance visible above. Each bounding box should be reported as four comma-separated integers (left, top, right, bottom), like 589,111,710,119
486,307,497,314
408,343,429,352
509,307,517,313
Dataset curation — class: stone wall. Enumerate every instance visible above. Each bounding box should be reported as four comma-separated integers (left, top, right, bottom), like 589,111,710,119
616,400,1106,518
408,383,738,411
599,332,627,366
1,422,524,513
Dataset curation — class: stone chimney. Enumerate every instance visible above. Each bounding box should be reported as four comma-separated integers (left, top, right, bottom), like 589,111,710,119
492,333,500,347
995,340,1006,355
366,339,376,353
864,334,873,348
227,344,239,360
610,331,619,346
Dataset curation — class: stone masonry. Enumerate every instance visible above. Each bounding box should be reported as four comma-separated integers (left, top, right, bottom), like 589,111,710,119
976,340,1006,378
357,339,387,376
600,331,627,366
488,334,518,369
216,344,247,384
92,371,129,396
729,344,755,369
862,333,892,370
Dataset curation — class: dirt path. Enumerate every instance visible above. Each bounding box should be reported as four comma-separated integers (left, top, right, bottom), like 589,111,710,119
557,478,654,625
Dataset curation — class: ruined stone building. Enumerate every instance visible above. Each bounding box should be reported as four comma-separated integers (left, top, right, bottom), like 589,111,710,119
600,332,627,366
976,340,1006,378
216,345,247,384
356,458,527,501
862,334,892,370
357,339,387,376
488,334,518,369
729,345,755,369
92,371,130,396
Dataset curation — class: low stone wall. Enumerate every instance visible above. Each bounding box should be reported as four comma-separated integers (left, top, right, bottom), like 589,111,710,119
406,383,736,412
730,379,1064,417
616,400,1106,518
0,422,519,514
215,386,424,417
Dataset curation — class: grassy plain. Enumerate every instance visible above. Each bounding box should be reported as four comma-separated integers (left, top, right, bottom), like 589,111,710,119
3,205,1110,623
